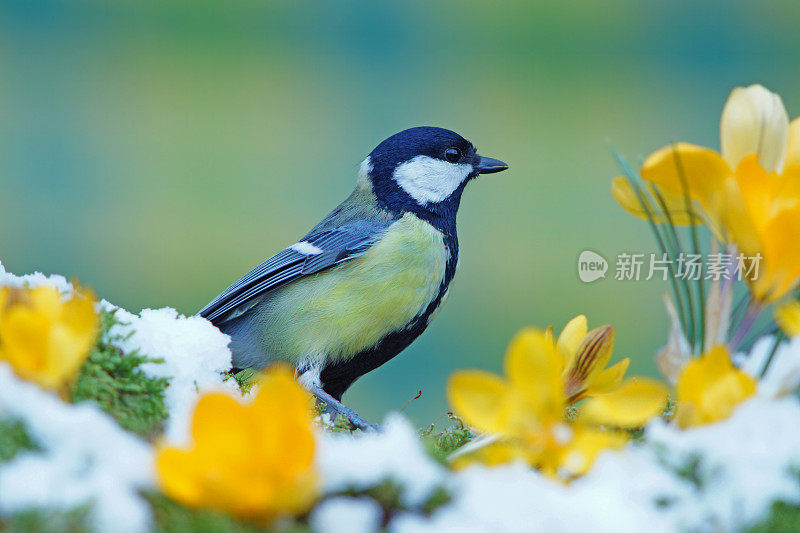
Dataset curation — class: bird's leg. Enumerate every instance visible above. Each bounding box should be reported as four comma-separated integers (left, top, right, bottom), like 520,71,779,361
306,383,378,432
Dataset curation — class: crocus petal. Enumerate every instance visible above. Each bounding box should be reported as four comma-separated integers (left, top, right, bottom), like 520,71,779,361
556,315,587,367
28,287,64,321
190,393,254,463
786,117,800,170
611,176,655,221
0,308,52,385
757,208,800,302
586,358,629,396
776,300,800,337
717,175,763,256
447,370,510,434
729,156,799,235
641,143,731,216
565,326,615,400
611,176,702,225
720,84,789,173
156,448,205,505
776,161,800,201
544,325,554,347
253,366,316,465
505,328,563,394
675,346,756,428
253,364,315,425
578,326,615,374
579,377,669,428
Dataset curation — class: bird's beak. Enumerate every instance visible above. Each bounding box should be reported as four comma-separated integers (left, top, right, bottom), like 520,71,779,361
475,155,509,175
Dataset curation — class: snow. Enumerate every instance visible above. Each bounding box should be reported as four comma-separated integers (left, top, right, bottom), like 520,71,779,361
390,456,681,533
646,395,800,530
316,413,447,506
737,335,800,398
310,497,383,533
3,261,800,533
109,307,239,445
392,511,481,533
0,365,154,533
0,262,74,293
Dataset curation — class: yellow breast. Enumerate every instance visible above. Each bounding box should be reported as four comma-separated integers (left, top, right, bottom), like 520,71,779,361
258,213,449,365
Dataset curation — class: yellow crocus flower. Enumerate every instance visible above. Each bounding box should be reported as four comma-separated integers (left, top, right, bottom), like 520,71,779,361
448,328,668,479
548,315,630,403
675,345,756,429
0,285,98,391
613,84,800,302
156,365,318,523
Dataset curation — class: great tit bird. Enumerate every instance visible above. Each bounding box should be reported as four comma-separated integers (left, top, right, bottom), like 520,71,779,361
200,127,508,429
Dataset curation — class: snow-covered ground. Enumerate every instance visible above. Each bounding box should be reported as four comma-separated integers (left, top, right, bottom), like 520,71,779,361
2,263,800,532
0,365,154,533
395,396,800,533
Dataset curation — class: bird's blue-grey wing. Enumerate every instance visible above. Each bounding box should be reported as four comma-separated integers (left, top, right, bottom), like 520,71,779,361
199,220,389,323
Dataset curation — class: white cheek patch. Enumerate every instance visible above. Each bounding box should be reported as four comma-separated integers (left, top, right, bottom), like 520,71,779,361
291,241,323,255
392,155,473,205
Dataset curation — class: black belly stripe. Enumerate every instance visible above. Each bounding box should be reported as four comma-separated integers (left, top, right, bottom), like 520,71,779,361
319,230,459,400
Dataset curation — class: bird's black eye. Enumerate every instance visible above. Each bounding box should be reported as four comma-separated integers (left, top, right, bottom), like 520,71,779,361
444,147,461,163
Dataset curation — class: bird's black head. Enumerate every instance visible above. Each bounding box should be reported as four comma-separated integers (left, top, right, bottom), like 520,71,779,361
360,127,508,220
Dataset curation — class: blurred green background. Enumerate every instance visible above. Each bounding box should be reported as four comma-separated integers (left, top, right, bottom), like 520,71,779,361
2,0,799,424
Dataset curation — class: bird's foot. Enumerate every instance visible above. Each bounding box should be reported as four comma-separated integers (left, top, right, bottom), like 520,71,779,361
307,384,378,432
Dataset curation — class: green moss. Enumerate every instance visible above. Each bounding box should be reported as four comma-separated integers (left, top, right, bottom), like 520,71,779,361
223,368,258,394
0,418,38,463
748,501,800,533
421,412,473,463
146,493,309,533
70,310,170,439
329,412,360,433
0,506,91,533
356,480,403,514
421,485,452,515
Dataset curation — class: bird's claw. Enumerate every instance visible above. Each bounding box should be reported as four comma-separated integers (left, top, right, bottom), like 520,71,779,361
307,383,379,432
328,403,379,432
